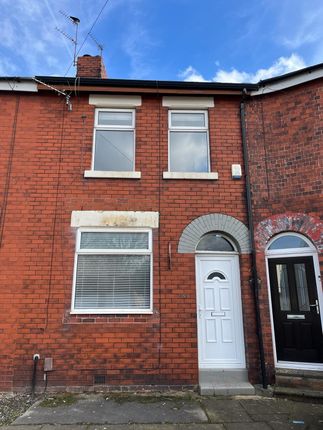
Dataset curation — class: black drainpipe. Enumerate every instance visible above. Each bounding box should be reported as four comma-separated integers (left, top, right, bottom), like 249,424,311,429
240,95,268,389
31,354,39,396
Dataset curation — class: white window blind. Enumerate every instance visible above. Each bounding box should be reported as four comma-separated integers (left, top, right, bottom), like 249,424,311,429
72,230,152,313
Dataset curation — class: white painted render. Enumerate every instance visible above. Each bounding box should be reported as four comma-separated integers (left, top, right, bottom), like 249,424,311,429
0,80,37,92
71,211,159,228
89,94,142,107
84,170,141,179
163,172,218,180
162,96,215,108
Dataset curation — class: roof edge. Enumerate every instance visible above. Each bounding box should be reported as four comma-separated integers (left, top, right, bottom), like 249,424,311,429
250,62,323,96
34,76,258,92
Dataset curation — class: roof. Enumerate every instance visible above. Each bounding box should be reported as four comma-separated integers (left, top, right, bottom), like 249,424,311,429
1,62,322,95
34,76,258,94
258,62,323,85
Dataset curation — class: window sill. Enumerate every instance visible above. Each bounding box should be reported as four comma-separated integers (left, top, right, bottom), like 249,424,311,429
70,309,153,315
84,170,141,179
163,172,219,180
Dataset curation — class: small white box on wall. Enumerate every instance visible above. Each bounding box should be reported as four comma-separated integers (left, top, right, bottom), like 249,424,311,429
231,164,242,179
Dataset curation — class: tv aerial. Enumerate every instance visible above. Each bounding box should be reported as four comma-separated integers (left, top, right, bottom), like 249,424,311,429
89,32,104,57
56,10,80,66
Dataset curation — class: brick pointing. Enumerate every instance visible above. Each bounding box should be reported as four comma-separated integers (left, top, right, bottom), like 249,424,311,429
246,78,323,384
255,212,323,252
77,55,107,78
0,91,260,391
178,213,251,253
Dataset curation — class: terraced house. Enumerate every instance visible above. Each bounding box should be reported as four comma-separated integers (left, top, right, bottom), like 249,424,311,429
0,55,322,396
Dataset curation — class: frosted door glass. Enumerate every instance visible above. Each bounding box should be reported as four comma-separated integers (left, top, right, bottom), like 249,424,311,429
294,263,310,311
276,264,291,311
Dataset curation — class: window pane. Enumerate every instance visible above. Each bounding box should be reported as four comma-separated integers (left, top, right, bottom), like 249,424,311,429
98,111,133,127
276,264,291,311
294,263,310,311
74,255,150,310
269,235,309,250
197,233,234,252
80,232,149,250
171,112,205,127
94,130,134,171
169,131,208,172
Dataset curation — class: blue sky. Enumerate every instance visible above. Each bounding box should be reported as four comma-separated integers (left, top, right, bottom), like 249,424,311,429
0,0,322,82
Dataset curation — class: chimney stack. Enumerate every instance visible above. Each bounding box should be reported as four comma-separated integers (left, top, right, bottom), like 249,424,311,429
76,55,107,78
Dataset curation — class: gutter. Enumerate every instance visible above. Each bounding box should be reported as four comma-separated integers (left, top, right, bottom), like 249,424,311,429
240,95,268,389
35,76,258,93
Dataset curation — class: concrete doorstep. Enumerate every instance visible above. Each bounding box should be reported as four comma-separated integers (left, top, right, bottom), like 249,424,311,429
3,392,323,430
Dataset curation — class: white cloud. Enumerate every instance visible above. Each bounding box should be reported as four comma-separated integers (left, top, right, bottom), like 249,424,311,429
122,22,153,79
280,7,323,50
180,54,307,84
0,0,110,76
179,66,207,82
120,0,157,79
214,54,306,83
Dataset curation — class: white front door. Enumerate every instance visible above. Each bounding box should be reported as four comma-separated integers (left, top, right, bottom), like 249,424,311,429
196,255,246,368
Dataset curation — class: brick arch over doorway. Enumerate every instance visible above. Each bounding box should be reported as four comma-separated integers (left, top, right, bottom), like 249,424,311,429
254,212,323,253
178,214,251,254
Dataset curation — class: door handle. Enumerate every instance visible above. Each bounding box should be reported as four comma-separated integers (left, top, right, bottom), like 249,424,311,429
309,300,320,315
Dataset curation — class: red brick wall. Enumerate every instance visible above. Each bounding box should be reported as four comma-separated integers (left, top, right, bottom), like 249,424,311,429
76,55,107,78
245,79,323,379
0,91,260,391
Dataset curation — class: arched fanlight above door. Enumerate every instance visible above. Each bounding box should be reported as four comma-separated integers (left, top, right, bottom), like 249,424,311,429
196,232,235,252
266,233,315,255
268,235,309,250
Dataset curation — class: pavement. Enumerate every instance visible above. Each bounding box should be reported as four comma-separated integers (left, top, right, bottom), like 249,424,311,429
2,391,323,430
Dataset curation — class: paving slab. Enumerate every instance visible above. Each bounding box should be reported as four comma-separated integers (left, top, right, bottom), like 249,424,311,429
239,398,289,414
13,395,207,425
2,427,43,430
41,426,88,430
269,421,307,430
89,425,224,430
224,423,272,430
202,398,252,423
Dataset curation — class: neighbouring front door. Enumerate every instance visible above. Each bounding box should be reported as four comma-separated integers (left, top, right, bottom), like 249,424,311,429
196,255,246,368
269,256,323,363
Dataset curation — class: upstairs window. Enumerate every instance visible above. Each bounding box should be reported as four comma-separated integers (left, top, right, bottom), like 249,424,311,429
72,229,152,314
168,110,210,172
93,109,135,171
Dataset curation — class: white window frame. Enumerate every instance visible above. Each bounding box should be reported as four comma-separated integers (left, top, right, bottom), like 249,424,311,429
71,228,153,314
167,110,211,173
91,108,136,172
265,232,315,257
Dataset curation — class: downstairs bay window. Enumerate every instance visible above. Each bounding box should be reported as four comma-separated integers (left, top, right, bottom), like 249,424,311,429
71,229,152,314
